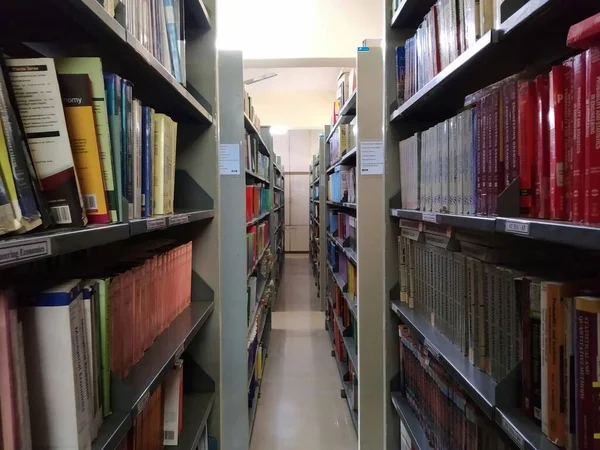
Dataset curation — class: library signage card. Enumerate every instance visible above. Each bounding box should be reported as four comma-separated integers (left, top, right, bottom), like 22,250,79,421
219,143,241,175
360,140,384,175
0,238,51,267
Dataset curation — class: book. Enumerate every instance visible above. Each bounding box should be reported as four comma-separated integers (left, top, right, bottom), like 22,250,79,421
0,131,22,234
82,283,103,439
153,113,167,215
585,46,600,224
55,58,119,223
567,11,600,49
104,73,124,222
141,106,153,217
164,0,183,83
518,81,537,217
21,279,92,449
0,59,45,232
536,75,550,219
0,291,19,449
162,359,183,445
57,73,111,224
572,53,587,222
5,58,87,227
563,58,575,221
121,79,134,220
132,99,142,219
549,66,566,220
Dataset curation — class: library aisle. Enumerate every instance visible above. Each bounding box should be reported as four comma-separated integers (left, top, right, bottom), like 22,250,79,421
250,255,357,450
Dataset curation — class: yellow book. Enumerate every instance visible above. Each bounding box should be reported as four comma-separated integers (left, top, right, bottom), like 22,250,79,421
169,119,178,214
0,123,21,233
58,74,110,224
153,114,167,215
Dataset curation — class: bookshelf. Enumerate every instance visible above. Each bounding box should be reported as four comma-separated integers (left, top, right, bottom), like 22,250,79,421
310,154,320,288
384,1,600,450
0,1,225,449
315,43,386,445
218,51,285,446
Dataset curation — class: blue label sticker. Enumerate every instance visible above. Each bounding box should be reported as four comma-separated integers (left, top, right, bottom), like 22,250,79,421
358,47,370,52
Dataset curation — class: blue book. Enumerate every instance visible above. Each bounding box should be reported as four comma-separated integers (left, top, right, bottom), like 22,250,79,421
104,73,123,222
396,46,406,105
163,0,183,82
141,106,153,217
121,80,133,220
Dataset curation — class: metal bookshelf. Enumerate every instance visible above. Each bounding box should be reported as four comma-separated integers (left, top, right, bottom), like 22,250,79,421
313,42,386,445
218,50,285,448
384,1,600,450
0,1,221,449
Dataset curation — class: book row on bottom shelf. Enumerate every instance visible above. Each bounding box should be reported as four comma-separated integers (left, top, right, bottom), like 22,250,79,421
397,13,600,224
393,212,600,450
0,238,213,449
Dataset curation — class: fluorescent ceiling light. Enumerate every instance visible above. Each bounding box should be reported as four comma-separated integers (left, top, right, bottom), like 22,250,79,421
270,125,288,136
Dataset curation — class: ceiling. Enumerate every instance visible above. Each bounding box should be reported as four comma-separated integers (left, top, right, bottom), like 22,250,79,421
218,0,383,130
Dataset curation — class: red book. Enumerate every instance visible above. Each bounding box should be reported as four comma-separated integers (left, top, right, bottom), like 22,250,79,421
503,82,519,190
536,75,550,219
476,101,483,214
585,46,600,224
567,11,600,49
549,66,567,220
563,58,575,220
490,91,503,215
518,81,537,217
573,53,587,222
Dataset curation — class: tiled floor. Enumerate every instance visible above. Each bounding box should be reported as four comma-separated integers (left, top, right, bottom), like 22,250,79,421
250,254,357,450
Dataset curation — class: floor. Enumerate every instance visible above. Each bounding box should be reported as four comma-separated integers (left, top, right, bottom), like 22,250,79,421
250,254,357,450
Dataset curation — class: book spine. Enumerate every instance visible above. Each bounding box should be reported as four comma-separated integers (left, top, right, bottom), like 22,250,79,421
573,53,587,222
132,99,142,219
503,84,512,191
396,46,406,105
6,58,87,227
564,292,576,450
540,281,549,436
564,58,575,221
484,95,491,216
518,278,532,418
471,107,477,214
57,73,111,224
476,101,483,214
530,281,542,426
536,75,550,219
141,107,153,217
163,0,183,82
518,81,537,217
0,133,22,233
574,296,600,450
153,115,165,215
122,80,134,219
491,90,502,215
549,66,566,220
585,46,600,224
104,73,123,222
0,59,44,231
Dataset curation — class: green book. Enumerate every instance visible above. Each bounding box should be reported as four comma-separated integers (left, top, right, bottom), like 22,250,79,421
92,277,112,416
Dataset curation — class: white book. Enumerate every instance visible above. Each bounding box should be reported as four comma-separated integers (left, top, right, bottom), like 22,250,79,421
82,283,102,440
133,100,142,219
22,280,92,450
163,360,183,445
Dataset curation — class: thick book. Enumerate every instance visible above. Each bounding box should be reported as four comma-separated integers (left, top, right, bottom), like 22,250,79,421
572,53,587,222
567,11,600,49
563,58,575,221
82,283,102,439
104,73,124,222
153,113,167,215
58,73,111,224
121,79,134,220
163,0,183,82
585,46,600,224
0,59,44,231
141,106,153,217
5,58,87,227
549,66,566,220
56,58,118,223
21,280,92,449
395,46,406,106
162,360,183,445
518,81,537,217
132,99,142,219
536,75,550,219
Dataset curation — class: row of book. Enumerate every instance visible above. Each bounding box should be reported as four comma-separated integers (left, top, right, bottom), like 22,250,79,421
398,325,518,450
398,218,600,449
396,0,498,105
329,211,357,256
124,0,186,84
328,166,356,204
0,240,193,449
327,240,356,300
329,119,357,168
0,56,180,236
244,89,261,131
244,132,269,179
245,185,271,223
246,223,269,275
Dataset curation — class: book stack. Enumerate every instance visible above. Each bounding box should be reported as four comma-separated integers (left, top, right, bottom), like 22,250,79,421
398,325,514,450
124,0,186,84
0,56,180,236
245,185,271,222
244,133,269,178
243,89,261,130
328,165,356,204
0,240,192,449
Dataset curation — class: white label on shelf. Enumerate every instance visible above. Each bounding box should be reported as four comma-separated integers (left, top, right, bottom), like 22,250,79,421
0,239,51,267
219,143,241,175
146,217,167,231
501,416,525,450
504,220,530,236
169,214,189,226
422,212,438,223
424,339,440,360
360,140,384,175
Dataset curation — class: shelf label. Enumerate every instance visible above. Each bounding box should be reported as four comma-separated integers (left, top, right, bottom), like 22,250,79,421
501,416,525,450
360,140,384,175
0,239,51,267
146,217,167,231
424,339,440,360
422,213,438,223
504,220,530,236
135,390,150,416
219,143,241,175
169,214,189,226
